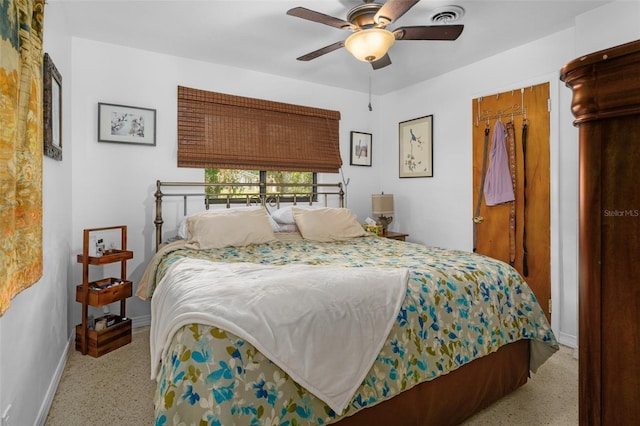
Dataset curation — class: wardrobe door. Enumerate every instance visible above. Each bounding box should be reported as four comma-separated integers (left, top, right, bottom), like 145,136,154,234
599,116,640,423
578,116,640,425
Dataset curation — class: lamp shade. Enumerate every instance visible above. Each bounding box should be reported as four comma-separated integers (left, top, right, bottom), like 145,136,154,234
372,194,394,215
344,28,395,62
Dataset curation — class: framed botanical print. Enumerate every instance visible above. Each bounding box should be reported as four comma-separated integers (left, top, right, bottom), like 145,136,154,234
399,115,433,177
98,103,156,146
350,131,372,166
43,53,62,160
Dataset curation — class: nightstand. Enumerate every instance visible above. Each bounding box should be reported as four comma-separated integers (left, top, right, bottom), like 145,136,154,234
382,231,409,241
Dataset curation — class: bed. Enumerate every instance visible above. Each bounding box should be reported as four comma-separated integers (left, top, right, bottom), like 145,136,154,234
140,181,558,426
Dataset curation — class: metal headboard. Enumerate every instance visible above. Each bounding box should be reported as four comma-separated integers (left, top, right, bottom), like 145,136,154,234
154,180,344,250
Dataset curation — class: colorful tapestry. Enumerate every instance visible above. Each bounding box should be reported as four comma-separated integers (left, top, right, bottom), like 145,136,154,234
0,0,45,316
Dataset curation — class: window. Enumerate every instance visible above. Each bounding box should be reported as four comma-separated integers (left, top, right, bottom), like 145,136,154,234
205,169,316,203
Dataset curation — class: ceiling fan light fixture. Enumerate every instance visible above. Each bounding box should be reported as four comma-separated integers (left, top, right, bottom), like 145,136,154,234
344,28,395,62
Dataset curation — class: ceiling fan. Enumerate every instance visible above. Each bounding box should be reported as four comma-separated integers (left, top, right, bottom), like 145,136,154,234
286,0,464,70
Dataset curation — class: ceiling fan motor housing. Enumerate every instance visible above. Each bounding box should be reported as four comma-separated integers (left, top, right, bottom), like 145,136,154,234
347,3,384,29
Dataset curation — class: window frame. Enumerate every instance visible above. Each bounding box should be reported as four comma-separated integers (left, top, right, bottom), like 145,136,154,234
205,170,318,205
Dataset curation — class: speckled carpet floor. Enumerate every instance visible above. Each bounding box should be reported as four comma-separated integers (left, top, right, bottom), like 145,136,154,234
45,326,155,426
45,327,577,425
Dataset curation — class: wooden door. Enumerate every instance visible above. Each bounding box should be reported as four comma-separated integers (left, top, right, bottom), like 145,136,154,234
472,83,551,320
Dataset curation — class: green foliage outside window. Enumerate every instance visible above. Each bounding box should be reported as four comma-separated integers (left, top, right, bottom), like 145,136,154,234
204,169,315,198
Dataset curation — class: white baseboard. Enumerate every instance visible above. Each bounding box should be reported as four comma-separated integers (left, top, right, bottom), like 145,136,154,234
558,331,577,349
35,332,73,426
133,314,151,328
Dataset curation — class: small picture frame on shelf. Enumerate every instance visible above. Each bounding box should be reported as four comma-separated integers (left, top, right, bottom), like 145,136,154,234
98,102,156,146
350,131,372,166
95,238,105,257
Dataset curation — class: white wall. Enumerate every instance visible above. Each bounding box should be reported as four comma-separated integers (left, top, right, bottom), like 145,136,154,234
574,0,640,56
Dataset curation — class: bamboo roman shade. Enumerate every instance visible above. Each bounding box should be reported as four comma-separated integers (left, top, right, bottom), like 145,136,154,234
177,86,342,173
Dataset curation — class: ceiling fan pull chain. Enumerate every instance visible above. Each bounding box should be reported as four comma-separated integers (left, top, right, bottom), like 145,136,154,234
368,74,373,111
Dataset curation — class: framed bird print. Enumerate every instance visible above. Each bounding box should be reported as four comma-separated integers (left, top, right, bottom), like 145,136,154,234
399,115,433,178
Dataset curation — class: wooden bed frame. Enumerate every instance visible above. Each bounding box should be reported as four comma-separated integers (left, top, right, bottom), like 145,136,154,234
337,340,529,425
152,180,532,425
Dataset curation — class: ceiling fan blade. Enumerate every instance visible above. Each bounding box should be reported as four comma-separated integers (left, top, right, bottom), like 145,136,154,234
287,7,352,30
394,25,464,41
296,41,345,61
374,0,420,25
371,53,392,70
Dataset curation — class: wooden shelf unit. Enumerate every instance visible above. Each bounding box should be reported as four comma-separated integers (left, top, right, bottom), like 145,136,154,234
75,226,133,357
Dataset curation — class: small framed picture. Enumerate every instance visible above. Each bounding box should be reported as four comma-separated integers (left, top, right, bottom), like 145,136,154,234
98,103,156,146
350,131,372,166
43,53,62,160
399,115,433,178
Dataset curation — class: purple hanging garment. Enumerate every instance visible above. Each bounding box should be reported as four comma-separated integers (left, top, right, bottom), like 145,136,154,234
484,120,515,206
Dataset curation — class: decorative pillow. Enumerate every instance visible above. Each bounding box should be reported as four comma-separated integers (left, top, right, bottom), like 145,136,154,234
292,207,368,242
178,206,279,239
271,205,323,225
185,208,276,249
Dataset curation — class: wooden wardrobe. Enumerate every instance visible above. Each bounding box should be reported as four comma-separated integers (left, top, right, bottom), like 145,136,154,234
560,39,640,425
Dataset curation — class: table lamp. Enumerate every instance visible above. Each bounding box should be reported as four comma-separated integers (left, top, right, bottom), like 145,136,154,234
372,193,394,232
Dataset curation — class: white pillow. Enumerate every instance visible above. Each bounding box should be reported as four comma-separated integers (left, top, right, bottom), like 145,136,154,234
271,205,323,224
178,206,279,239
185,208,276,249
292,207,368,242
275,223,299,233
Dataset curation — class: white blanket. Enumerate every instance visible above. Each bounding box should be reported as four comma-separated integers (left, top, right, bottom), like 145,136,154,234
150,258,408,414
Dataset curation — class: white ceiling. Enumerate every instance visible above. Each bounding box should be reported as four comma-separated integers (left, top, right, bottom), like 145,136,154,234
52,0,611,95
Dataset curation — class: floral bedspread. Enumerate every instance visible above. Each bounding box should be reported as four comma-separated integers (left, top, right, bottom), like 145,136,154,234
150,236,557,426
